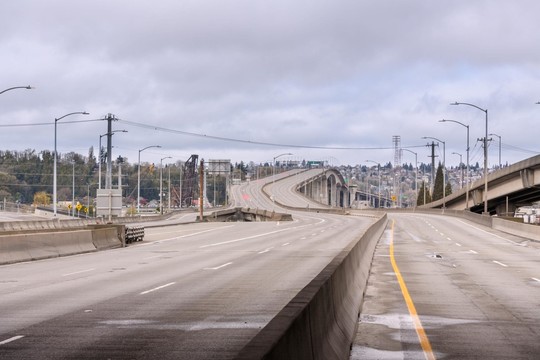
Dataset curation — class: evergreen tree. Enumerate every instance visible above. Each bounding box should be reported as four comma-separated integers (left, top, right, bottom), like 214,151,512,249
433,162,453,201
432,162,444,201
445,181,453,197
417,181,432,205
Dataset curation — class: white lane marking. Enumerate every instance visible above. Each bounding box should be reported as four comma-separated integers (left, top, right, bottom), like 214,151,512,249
0,335,24,345
258,247,273,254
140,282,176,295
455,243,462,247
203,262,233,270
446,237,452,241
468,250,478,254
282,242,290,246
199,221,319,249
493,260,508,268
62,268,95,277
455,219,526,246
140,226,236,246
532,278,540,283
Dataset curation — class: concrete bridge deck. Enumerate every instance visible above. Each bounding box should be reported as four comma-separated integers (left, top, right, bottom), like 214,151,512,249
424,154,540,214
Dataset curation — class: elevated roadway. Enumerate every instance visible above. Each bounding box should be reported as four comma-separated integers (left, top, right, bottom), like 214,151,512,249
0,169,377,359
352,212,540,359
425,154,540,214
2,167,540,359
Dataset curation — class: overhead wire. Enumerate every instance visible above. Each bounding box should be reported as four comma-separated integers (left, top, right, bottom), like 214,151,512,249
0,118,106,127
116,118,426,151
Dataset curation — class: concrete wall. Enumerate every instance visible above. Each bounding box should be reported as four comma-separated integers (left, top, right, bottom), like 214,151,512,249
368,207,540,242
0,225,123,265
492,217,540,241
235,213,387,360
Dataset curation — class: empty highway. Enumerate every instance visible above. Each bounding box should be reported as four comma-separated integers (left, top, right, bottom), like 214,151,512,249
352,212,540,359
0,170,375,359
2,168,540,359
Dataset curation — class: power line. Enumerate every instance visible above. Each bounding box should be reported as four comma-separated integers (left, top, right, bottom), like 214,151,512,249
0,118,105,127
117,119,426,151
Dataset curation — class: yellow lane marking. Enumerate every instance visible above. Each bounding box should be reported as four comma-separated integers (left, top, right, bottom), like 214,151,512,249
389,220,436,360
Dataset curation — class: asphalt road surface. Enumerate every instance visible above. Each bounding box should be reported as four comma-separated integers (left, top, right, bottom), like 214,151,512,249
351,212,540,359
0,172,374,359
4,169,539,359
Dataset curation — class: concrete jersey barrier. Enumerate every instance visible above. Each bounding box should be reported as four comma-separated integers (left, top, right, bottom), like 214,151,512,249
235,213,387,360
0,225,123,265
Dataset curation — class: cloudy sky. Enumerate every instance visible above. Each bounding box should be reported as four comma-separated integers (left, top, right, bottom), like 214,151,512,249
2,0,540,169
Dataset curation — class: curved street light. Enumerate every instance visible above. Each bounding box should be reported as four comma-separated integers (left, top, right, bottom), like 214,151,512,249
452,152,464,189
272,153,293,205
160,156,172,215
451,101,489,214
489,133,501,169
98,130,128,189
137,145,161,213
440,119,470,209
0,85,33,95
422,136,446,210
401,149,418,208
53,111,90,216
366,160,381,208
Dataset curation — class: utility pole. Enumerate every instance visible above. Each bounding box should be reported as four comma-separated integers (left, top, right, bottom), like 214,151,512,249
105,113,117,190
199,159,204,221
426,141,438,193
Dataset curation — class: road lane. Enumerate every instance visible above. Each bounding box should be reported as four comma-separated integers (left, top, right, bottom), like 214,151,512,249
352,213,540,359
1,203,374,359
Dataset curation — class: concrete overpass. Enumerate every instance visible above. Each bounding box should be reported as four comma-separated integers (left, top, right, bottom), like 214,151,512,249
294,168,393,208
295,168,351,207
424,154,540,215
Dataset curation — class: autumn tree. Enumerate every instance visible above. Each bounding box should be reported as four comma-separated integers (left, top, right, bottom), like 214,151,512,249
33,191,51,206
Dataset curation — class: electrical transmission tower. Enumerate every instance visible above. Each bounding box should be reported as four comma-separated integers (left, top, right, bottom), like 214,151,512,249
393,135,401,167
175,154,199,207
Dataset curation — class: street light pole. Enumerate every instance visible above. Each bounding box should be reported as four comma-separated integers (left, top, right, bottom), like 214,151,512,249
72,161,75,217
53,111,89,216
452,152,464,189
366,160,381,208
137,145,161,213
489,133,501,169
98,130,127,190
422,136,446,210
440,119,470,210
272,153,293,205
160,156,172,215
451,102,489,214
402,149,418,208
0,85,33,95
168,165,171,212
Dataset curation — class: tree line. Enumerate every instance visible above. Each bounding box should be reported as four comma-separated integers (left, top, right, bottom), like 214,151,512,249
0,149,265,212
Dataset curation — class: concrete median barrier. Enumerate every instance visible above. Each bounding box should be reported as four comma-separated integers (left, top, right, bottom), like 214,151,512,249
235,213,387,360
87,224,124,249
0,224,123,265
0,230,95,264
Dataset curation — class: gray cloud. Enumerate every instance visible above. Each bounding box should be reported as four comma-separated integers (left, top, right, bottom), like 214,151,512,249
1,0,540,167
